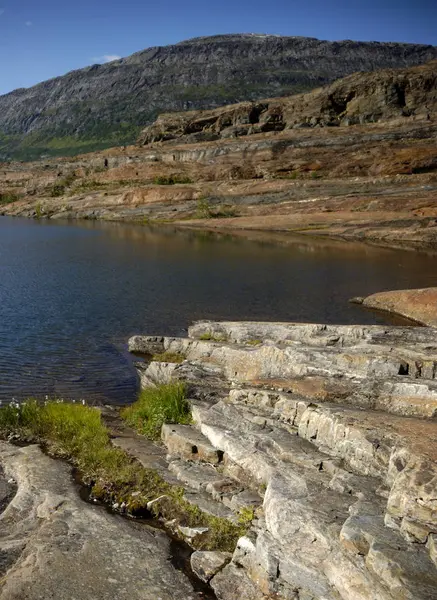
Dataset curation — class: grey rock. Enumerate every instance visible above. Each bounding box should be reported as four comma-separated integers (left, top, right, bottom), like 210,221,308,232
211,562,268,600
143,360,179,385
168,458,223,491
128,335,165,355
162,423,222,464
128,319,437,599
190,550,232,582
178,525,209,541
0,443,198,600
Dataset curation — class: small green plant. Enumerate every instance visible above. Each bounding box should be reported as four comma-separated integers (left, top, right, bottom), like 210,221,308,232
35,203,43,218
50,173,76,197
310,170,322,179
246,339,262,346
277,171,299,180
238,506,255,528
50,184,66,197
151,352,185,364
199,332,213,340
196,197,213,219
121,383,191,440
69,180,107,194
0,192,20,204
207,204,238,219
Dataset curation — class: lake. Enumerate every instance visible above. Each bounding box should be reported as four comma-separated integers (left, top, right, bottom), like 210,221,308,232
1,217,436,404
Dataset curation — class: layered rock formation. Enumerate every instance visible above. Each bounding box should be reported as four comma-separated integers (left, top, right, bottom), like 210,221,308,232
1,34,437,160
138,60,437,144
129,320,437,599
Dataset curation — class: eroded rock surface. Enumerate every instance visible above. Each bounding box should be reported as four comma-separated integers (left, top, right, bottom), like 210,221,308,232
130,320,437,599
0,443,202,599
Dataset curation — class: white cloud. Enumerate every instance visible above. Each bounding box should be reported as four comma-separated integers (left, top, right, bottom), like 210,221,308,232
92,54,121,64
25,21,32,26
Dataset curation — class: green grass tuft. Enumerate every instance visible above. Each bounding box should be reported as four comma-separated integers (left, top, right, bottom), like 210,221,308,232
0,192,20,205
199,332,227,342
0,399,123,478
199,332,213,340
50,173,77,197
121,383,191,440
0,398,249,552
246,339,262,346
151,352,185,364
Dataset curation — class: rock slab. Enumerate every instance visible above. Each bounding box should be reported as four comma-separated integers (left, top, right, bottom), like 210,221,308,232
360,287,437,327
0,442,200,600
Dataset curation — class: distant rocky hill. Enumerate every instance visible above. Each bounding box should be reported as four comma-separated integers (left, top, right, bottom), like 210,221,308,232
139,60,437,144
1,34,437,160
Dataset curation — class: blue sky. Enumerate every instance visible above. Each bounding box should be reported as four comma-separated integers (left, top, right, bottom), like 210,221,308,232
0,0,435,95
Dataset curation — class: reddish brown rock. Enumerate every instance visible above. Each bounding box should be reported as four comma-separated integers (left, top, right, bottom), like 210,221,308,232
361,287,437,327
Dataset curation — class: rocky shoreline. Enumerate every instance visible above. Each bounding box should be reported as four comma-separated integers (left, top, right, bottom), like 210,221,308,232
2,45,437,600
1,316,437,598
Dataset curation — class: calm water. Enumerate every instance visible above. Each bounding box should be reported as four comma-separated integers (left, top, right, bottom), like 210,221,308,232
1,217,437,404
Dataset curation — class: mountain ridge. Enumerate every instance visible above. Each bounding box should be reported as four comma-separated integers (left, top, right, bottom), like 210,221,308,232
1,34,437,161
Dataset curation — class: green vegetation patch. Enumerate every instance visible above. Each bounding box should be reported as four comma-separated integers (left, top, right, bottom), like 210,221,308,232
276,171,299,180
0,398,249,551
153,175,193,185
199,332,227,342
0,400,122,479
69,180,109,194
50,173,77,197
195,198,238,219
0,192,20,205
35,203,44,219
121,382,191,440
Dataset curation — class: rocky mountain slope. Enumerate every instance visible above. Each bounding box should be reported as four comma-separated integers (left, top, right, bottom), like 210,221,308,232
139,59,437,144
1,34,437,160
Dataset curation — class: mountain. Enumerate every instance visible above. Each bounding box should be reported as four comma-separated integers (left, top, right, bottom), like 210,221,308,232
1,33,437,161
